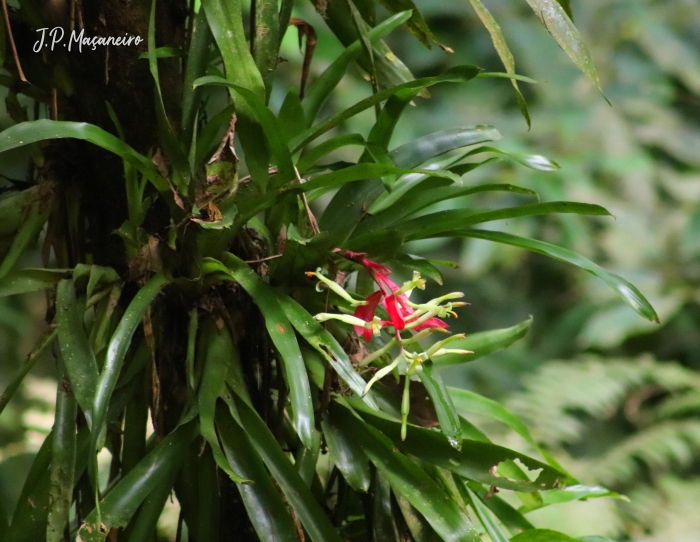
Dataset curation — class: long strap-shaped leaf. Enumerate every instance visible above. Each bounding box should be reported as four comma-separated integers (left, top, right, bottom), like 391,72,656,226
193,76,295,185
0,189,52,278
523,0,603,93
276,293,379,410
89,274,169,489
211,254,315,449
303,11,412,125
78,420,198,542
0,328,57,417
468,0,531,126
418,361,462,447
196,319,248,482
56,279,99,427
432,317,533,366
0,120,168,192
201,0,270,188
216,406,299,542
230,394,343,542
319,125,501,238
146,0,189,185
396,201,612,241
355,182,537,236
45,373,77,542
453,229,659,322
329,401,480,542
321,414,371,492
448,386,568,471
346,396,568,492
290,65,481,152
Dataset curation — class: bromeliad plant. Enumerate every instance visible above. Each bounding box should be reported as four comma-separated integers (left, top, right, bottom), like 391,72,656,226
0,0,657,541
308,251,470,441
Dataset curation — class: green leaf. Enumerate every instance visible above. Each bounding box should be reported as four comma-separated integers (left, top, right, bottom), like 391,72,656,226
523,0,602,93
464,484,510,542
78,421,198,541
578,537,618,542
418,362,462,447
303,11,412,125
231,394,343,542
510,529,580,542
201,0,264,101
194,76,296,185
121,469,179,542
251,0,281,101
447,385,569,474
329,402,480,542
296,133,366,173
372,471,399,541
146,0,189,185
0,120,168,192
216,407,299,541
401,201,611,241
277,89,307,145
483,494,535,534
467,0,531,126
291,65,482,152
317,180,386,240
541,484,626,505
182,8,212,146
90,274,169,486
433,317,533,366
390,252,444,284
214,254,315,448
7,433,54,542
347,398,567,491
389,125,502,169
295,162,448,194
46,375,77,542
455,229,659,322
321,415,371,492
56,279,99,427
0,269,71,297
377,0,437,48
0,330,57,417
276,294,379,409
201,0,269,187
0,192,52,279
356,183,537,236
195,104,237,165
465,146,559,171
196,319,248,482
394,492,443,542
7,427,89,542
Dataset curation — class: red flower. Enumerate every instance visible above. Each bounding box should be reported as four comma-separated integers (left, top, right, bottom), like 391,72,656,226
340,251,448,341
353,290,383,342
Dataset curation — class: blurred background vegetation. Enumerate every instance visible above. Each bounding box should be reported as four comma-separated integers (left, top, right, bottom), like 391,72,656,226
2,0,699,539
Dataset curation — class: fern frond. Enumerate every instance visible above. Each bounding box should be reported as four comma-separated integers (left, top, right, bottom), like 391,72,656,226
580,419,700,486
507,356,700,446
